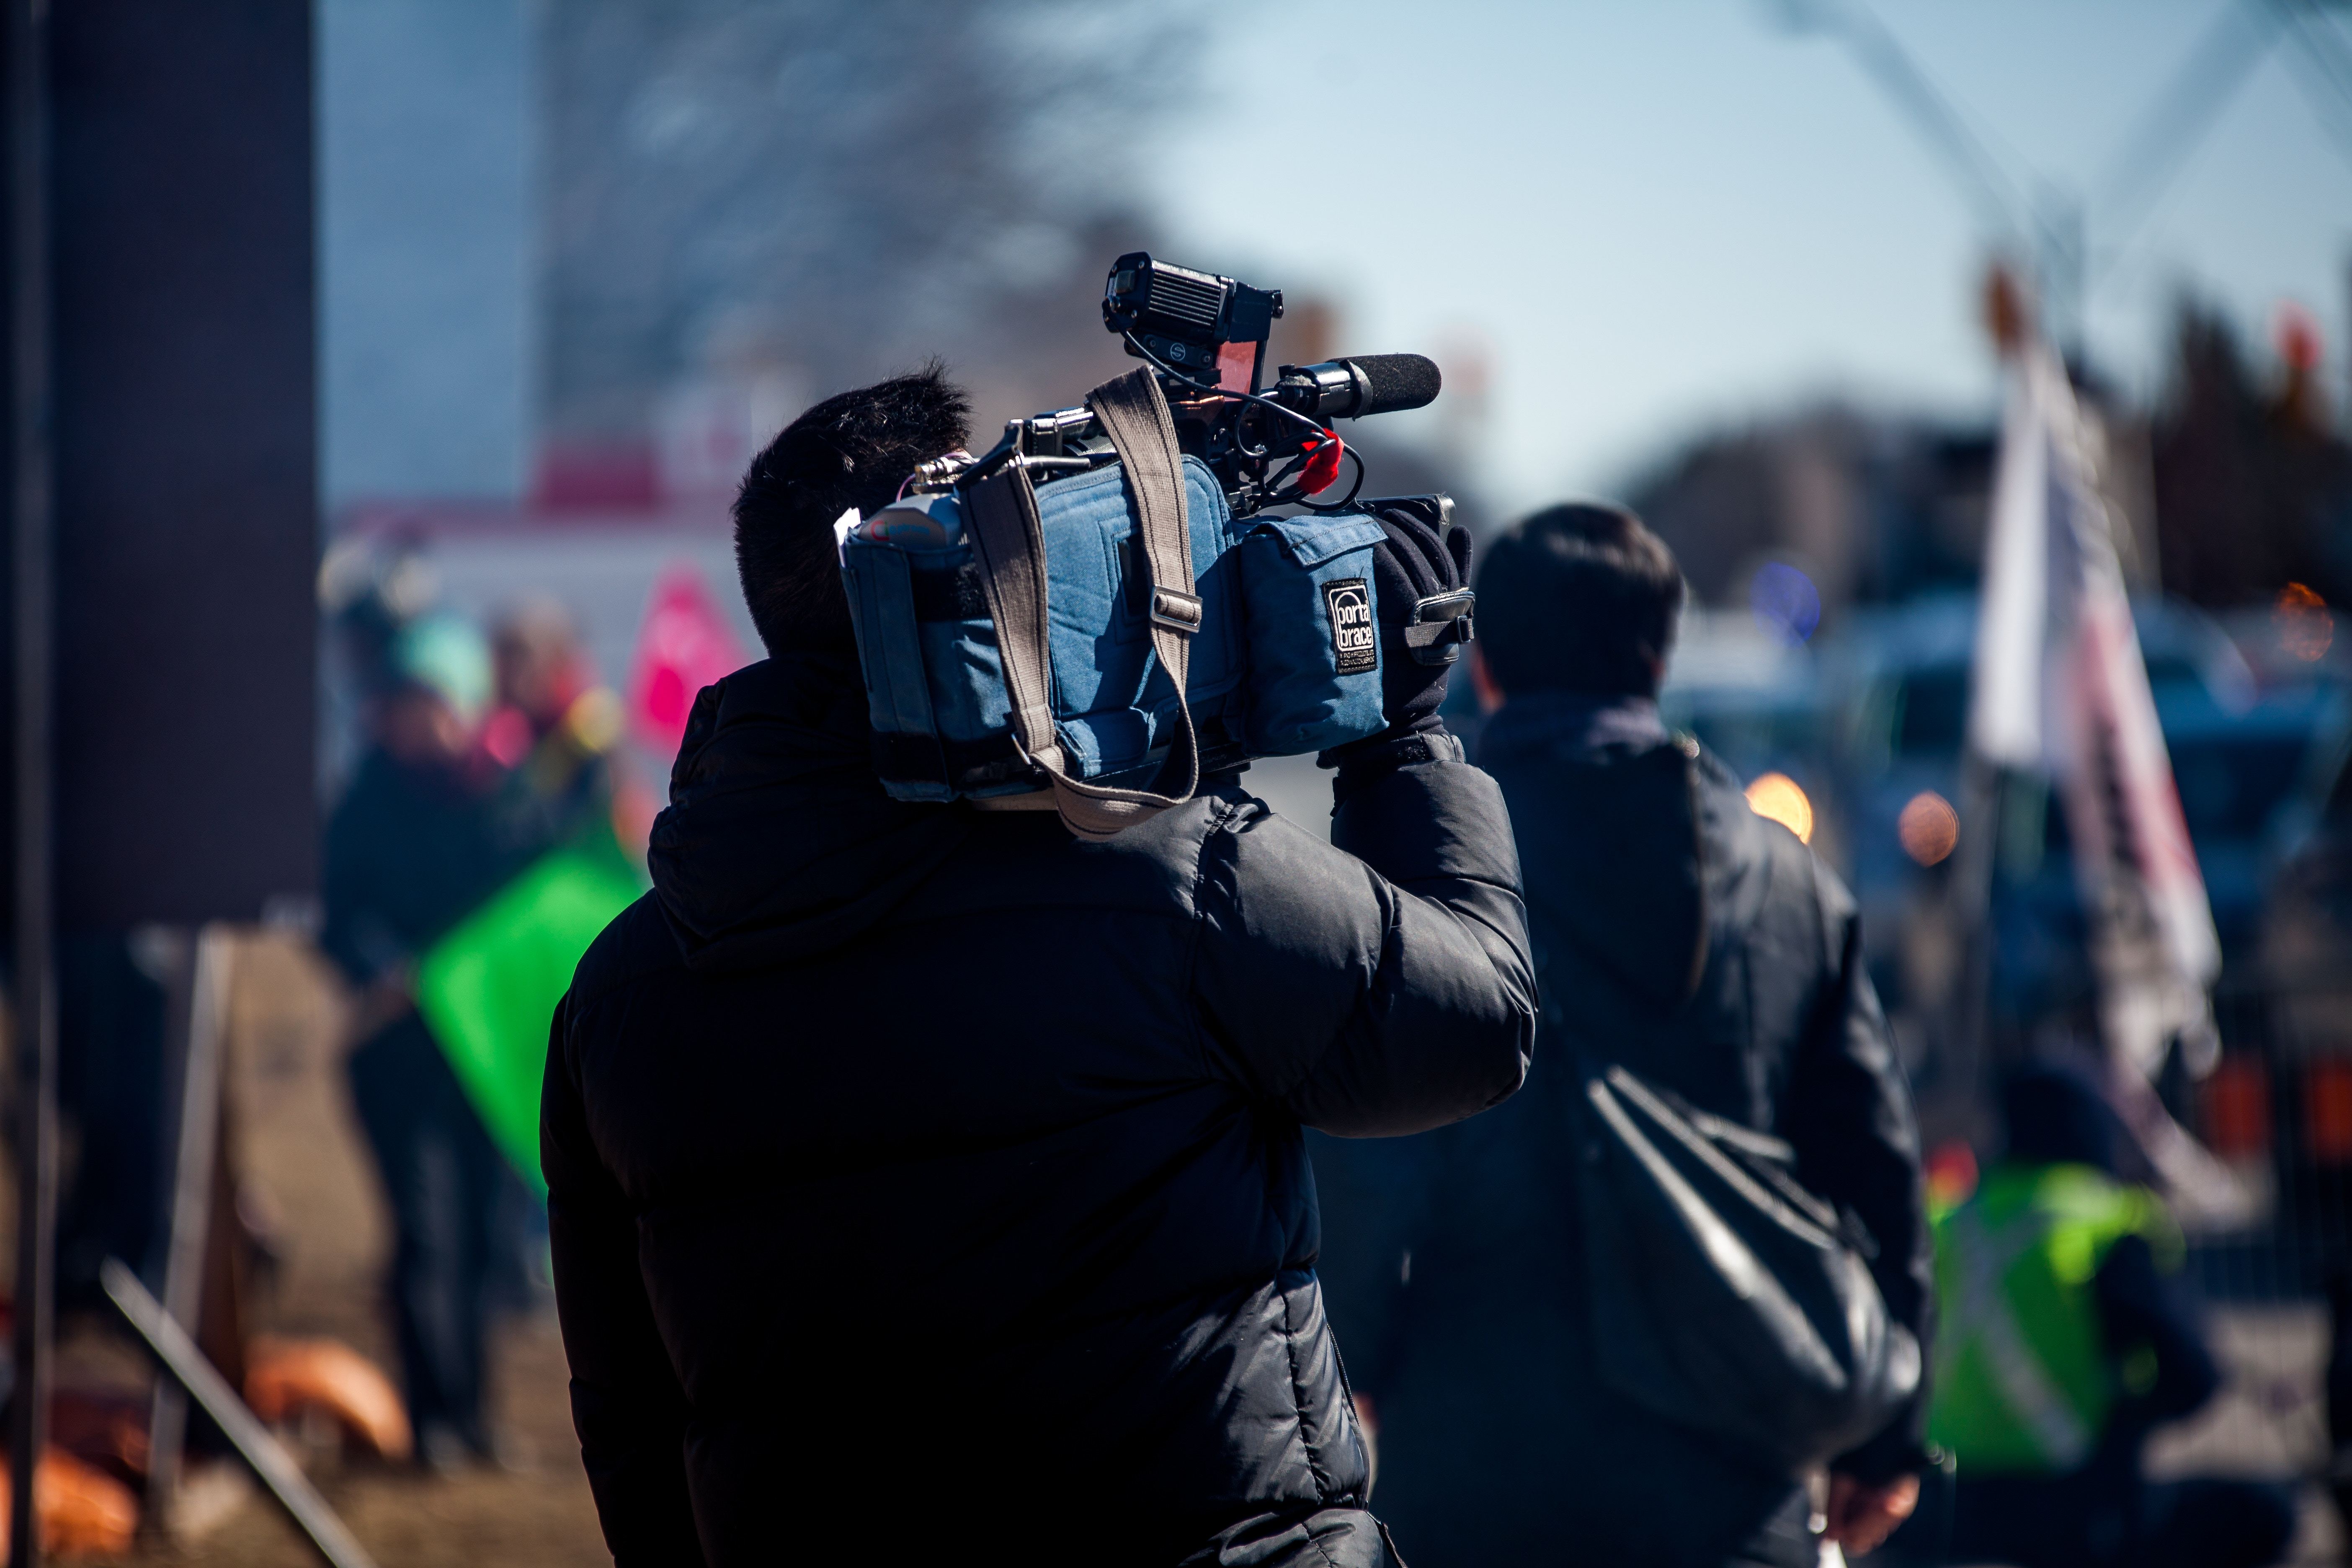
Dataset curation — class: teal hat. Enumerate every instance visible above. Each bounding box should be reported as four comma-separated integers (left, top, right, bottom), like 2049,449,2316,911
390,614,493,723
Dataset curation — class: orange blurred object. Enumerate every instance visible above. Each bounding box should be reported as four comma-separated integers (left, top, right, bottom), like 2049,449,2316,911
245,1336,413,1462
1924,1140,1978,1210
2199,1055,2271,1160
2273,304,2330,432
2276,301,2324,375
1982,261,2032,357
0,1450,140,1559
2307,1059,2352,1164
1897,792,1959,867
2275,583,2333,663
610,775,661,859
1744,772,1813,844
46,1390,149,1486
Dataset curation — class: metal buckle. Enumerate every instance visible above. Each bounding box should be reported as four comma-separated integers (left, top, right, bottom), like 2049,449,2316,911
1411,589,1475,625
1149,587,1203,634
1405,588,1475,666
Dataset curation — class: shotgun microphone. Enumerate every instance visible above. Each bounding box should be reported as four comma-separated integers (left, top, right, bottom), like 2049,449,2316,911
1267,354,1443,421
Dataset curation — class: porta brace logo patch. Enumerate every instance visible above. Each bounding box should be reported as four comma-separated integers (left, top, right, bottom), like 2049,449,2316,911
1323,578,1377,673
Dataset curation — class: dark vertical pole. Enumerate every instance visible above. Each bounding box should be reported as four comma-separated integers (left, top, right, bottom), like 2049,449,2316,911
4,0,50,1558
1949,748,2006,1144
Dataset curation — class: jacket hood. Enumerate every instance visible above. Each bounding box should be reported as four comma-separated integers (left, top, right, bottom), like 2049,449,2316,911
648,652,971,972
1478,692,1707,1013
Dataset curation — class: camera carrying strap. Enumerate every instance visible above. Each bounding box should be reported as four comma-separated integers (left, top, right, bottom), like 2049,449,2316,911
963,367,1202,841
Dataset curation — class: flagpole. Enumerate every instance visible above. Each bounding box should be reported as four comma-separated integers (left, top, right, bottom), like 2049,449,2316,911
1953,263,2040,1143
1946,748,2005,1138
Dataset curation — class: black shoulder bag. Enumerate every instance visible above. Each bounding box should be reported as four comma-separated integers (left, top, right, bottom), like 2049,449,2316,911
1568,741,1920,1476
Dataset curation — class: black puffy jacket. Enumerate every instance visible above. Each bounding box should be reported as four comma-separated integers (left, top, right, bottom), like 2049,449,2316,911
1313,691,1932,1568
540,652,1535,1566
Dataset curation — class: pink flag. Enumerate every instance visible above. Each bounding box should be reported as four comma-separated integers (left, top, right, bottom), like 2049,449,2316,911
629,565,748,761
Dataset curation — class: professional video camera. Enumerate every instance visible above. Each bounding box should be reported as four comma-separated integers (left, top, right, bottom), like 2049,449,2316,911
841,253,1469,838
930,253,1444,518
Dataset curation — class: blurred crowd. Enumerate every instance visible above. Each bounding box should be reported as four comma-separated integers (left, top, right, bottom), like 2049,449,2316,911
318,566,628,1471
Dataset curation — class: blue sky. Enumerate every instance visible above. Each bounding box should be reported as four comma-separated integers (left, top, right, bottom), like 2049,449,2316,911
1145,0,2352,509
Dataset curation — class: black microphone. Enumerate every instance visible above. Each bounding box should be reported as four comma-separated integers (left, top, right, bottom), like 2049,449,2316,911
1269,354,1442,421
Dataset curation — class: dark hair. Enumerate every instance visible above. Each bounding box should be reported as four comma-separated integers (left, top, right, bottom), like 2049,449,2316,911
733,364,971,656
1474,501,1684,698
2002,1062,2122,1174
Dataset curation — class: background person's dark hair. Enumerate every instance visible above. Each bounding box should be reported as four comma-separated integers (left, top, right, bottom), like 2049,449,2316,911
1474,501,1685,698
2001,1061,2125,1175
734,364,971,656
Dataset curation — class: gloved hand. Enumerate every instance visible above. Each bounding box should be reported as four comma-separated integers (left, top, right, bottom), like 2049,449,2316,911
1318,495,1475,773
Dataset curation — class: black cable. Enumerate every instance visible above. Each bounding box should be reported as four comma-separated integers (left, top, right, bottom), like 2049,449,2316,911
1119,330,1364,511
1120,331,1330,446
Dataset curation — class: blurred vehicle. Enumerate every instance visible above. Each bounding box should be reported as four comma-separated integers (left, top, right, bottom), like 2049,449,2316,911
2143,688,2352,1282
1658,608,1840,864
1822,593,2265,1025
1986,684,2326,1060
2166,683,2330,962
2255,690,2352,1139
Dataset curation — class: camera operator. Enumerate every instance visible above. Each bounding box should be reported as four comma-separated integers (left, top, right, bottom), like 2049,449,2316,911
540,366,1535,1566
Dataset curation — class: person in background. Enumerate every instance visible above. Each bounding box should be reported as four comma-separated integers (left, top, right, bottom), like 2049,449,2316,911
1313,502,1933,1566
486,596,625,854
321,613,531,1471
1931,1062,2296,1568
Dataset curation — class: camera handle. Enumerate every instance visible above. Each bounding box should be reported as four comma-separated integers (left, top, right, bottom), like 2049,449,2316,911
963,368,1204,841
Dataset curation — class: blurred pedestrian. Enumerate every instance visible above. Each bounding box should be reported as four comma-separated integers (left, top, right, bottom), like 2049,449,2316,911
321,612,532,1471
487,595,621,827
486,596,623,853
1931,1061,2295,1568
1314,502,1934,1566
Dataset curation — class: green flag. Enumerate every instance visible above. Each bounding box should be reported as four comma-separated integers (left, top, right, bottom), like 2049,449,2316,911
417,830,644,1194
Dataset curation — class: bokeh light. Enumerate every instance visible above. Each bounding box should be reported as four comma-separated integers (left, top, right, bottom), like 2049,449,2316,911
1749,562,1822,647
1924,1140,1979,1211
1745,772,1813,844
2275,581,2333,663
1898,790,1959,866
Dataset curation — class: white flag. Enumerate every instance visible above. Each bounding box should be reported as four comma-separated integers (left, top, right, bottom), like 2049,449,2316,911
1966,344,2220,1079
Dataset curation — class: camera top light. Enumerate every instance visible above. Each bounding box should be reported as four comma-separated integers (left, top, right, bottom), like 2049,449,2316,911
1103,254,1226,343
1103,252,1284,390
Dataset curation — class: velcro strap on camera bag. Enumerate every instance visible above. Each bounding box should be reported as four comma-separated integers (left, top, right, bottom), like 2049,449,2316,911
963,368,1201,841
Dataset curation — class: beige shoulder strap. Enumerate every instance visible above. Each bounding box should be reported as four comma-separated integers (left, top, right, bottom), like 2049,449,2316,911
962,368,1201,841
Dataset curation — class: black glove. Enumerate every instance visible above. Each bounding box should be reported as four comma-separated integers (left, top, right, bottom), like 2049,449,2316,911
1318,495,1476,776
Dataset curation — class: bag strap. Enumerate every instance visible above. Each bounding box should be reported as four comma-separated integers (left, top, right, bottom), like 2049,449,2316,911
962,367,1202,841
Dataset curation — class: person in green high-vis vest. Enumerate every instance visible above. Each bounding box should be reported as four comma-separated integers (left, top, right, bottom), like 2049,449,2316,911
1923,1063,2293,1568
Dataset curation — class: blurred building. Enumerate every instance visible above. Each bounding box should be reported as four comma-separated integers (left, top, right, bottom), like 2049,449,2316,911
320,0,536,509
1624,404,1993,622
1623,395,2168,629
324,0,1208,522
2153,301,2352,612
